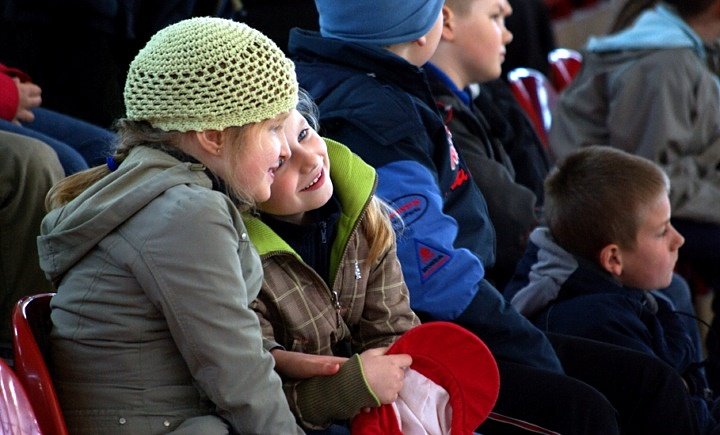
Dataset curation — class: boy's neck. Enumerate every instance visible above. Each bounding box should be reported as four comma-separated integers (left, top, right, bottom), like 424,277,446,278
386,40,432,67
429,48,470,89
425,62,472,106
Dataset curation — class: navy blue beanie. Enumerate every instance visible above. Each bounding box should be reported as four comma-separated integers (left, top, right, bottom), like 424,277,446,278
316,0,445,46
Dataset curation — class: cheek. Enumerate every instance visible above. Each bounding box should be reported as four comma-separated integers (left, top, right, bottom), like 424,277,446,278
236,160,262,182
261,176,295,212
269,178,292,201
472,28,503,65
638,248,676,287
262,139,282,162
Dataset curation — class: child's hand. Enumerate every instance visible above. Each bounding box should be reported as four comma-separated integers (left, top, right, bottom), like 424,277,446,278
359,347,412,404
271,349,347,379
13,78,41,125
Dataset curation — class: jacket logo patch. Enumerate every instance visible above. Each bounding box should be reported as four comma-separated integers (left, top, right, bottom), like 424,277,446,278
389,194,427,228
415,241,451,282
450,168,469,191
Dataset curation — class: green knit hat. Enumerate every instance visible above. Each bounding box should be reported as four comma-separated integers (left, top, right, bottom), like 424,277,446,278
124,17,298,132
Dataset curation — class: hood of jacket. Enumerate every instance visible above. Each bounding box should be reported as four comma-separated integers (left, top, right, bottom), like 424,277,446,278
511,227,654,317
510,227,579,317
244,138,376,280
289,28,433,107
587,5,706,59
37,146,212,282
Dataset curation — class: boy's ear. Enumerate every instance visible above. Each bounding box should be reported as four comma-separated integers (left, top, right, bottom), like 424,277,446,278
441,5,456,40
414,5,454,46
598,244,623,278
195,130,223,155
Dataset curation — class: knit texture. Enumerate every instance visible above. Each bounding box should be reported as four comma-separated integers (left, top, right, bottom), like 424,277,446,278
124,17,298,132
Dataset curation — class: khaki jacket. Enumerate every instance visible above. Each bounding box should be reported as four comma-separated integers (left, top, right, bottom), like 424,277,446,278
38,146,302,434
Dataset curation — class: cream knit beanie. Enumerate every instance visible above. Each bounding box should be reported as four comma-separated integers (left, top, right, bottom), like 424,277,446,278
124,17,298,132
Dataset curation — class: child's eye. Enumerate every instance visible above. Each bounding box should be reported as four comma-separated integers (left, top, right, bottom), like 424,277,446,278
298,128,309,143
277,157,286,168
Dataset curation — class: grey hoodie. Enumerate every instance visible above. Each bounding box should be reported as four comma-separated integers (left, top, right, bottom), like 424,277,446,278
509,227,577,318
38,146,301,434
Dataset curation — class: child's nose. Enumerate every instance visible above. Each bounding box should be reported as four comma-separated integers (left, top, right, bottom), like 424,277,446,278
671,226,685,249
294,147,316,173
279,137,291,160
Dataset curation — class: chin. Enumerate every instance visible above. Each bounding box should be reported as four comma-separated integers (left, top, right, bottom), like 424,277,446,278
255,190,272,204
654,275,674,291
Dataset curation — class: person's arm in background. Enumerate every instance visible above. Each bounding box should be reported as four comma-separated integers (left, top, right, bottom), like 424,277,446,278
437,98,539,287
0,63,40,124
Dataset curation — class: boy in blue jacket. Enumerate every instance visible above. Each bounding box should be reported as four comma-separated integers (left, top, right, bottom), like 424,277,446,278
507,145,717,433
289,1,702,433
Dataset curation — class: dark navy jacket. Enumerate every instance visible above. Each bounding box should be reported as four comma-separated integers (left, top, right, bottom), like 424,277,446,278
289,28,562,372
507,228,704,391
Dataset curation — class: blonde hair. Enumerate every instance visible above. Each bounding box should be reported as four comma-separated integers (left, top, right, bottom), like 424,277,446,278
444,0,475,16
362,196,400,266
45,119,268,211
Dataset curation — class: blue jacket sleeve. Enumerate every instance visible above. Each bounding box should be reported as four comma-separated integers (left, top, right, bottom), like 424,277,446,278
377,160,563,372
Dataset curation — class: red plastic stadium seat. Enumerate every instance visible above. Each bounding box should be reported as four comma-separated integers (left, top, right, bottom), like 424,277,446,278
544,0,574,19
0,358,41,434
507,67,558,149
12,293,68,435
548,48,583,91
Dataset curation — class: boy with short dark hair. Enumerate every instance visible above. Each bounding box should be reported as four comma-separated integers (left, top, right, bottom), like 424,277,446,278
507,145,716,431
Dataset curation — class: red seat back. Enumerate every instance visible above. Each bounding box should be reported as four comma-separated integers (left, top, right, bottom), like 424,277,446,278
12,293,68,435
507,67,558,149
544,0,574,19
0,358,41,435
548,48,583,91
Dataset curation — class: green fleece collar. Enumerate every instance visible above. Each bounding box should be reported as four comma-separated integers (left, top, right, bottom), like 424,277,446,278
244,138,377,265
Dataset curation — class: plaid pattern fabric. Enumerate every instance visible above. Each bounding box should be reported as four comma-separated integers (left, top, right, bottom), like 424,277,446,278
253,229,418,355
251,225,419,427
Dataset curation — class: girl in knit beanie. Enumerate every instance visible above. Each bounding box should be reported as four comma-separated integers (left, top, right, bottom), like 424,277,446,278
49,16,299,209
38,18,305,434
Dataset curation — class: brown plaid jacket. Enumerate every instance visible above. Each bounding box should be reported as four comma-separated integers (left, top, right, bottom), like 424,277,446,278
245,139,419,428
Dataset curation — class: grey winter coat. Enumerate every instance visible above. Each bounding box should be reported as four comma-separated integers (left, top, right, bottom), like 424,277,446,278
550,5,720,224
37,146,302,434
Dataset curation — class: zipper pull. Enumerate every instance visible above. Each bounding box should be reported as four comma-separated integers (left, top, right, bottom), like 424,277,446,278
320,221,327,244
331,290,342,327
354,260,362,280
